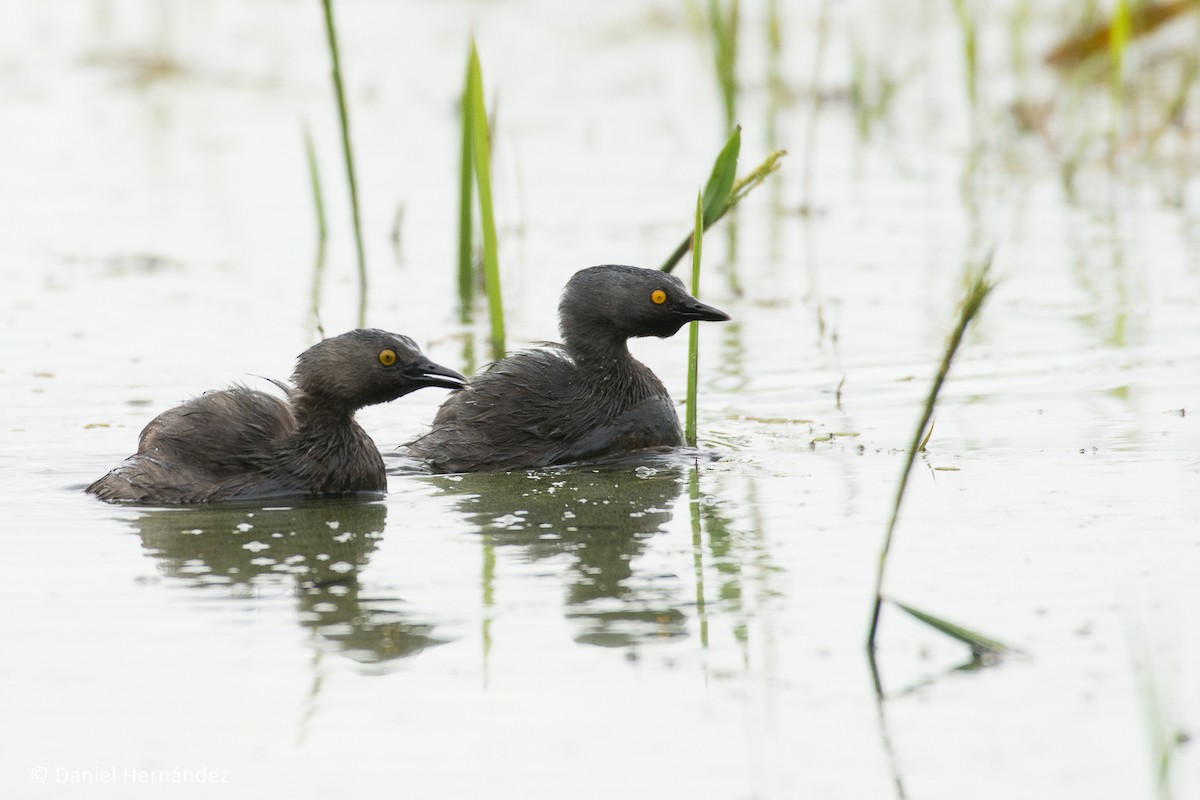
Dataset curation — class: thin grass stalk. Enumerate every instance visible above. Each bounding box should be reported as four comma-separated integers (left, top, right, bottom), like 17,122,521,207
803,0,830,207
708,0,741,279
457,50,475,323
319,0,368,327
685,192,704,447
1008,0,1031,80
866,256,994,652
708,0,740,135
1109,0,1132,143
951,0,978,111
1148,52,1200,149
466,41,505,359
765,0,782,151
459,327,478,388
302,123,328,244
1128,626,1182,800
303,122,329,338
764,0,784,262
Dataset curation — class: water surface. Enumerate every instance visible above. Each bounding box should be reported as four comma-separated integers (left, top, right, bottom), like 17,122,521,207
3,2,1198,798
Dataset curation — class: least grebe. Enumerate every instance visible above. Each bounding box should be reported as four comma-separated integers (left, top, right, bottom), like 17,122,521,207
88,329,465,504
405,264,729,473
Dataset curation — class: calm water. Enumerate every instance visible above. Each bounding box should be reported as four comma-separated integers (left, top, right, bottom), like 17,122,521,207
3,1,1198,798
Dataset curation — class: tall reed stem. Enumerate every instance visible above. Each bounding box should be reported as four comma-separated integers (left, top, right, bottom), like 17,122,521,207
465,41,505,359
319,0,368,326
685,192,704,447
867,257,994,652
457,48,475,322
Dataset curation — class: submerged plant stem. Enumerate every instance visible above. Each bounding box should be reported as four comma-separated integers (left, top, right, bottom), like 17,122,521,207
319,0,368,327
866,256,995,652
481,530,495,685
689,465,709,649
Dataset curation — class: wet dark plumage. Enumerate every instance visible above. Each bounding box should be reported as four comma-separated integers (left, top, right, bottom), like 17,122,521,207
405,265,730,473
88,329,465,504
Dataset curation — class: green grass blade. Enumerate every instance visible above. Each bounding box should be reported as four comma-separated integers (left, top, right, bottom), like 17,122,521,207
661,145,784,274
319,0,368,327
457,48,475,323
891,600,1011,657
867,254,995,652
302,122,329,338
701,126,740,226
466,41,505,359
685,191,704,447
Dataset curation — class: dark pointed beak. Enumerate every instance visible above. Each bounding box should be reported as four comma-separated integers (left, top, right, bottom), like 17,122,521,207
675,297,731,323
406,358,468,391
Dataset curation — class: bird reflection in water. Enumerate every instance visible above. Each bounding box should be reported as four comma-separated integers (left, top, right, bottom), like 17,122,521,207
425,456,692,649
131,499,446,664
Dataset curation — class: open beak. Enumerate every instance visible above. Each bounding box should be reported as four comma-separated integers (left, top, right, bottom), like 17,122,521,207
675,297,731,323
407,358,468,391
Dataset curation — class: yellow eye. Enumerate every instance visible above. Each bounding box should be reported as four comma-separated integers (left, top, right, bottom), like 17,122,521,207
651,289,667,305
379,349,397,366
